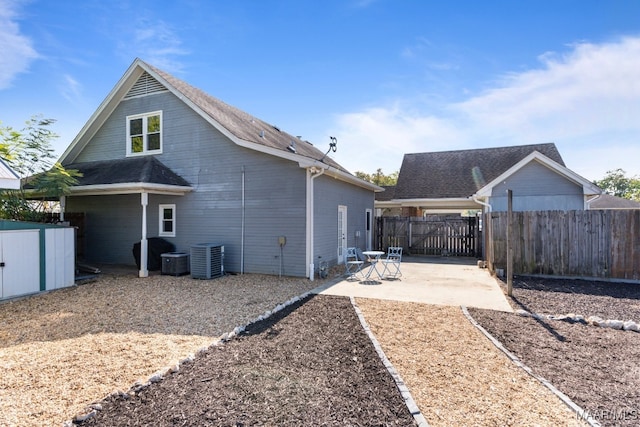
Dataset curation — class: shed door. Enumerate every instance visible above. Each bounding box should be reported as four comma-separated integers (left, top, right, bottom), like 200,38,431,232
337,205,347,263
1,230,40,299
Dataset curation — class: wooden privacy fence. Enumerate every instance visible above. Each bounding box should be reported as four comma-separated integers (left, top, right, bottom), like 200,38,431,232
486,210,640,281
376,215,479,257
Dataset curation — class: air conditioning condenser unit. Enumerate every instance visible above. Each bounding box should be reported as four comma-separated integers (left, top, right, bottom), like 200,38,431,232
190,243,224,279
161,252,190,276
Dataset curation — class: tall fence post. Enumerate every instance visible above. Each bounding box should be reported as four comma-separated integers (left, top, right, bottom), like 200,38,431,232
506,189,513,296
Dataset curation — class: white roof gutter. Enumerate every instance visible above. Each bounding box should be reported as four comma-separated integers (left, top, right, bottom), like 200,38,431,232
471,195,492,212
68,183,193,196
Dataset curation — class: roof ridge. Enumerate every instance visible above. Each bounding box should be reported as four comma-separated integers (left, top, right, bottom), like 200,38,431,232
404,142,558,157
140,61,349,173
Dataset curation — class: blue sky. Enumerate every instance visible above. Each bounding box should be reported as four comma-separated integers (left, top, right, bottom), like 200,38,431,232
1,0,640,181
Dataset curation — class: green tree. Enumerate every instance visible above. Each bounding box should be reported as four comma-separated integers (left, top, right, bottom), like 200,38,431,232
355,168,399,186
0,116,81,221
594,169,640,201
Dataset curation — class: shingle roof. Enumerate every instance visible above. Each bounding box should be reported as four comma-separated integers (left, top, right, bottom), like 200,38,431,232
394,143,564,199
144,62,347,173
375,185,396,201
66,157,190,187
589,194,640,209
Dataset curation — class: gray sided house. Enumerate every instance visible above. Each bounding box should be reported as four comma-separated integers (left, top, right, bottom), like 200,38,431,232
58,58,380,278
0,157,20,190
376,143,601,215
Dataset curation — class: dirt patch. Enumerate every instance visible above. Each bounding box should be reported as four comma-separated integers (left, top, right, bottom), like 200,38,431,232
76,295,415,426
468,276,640,427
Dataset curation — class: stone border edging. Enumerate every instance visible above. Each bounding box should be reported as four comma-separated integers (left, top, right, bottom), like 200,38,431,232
461,306,601,427
350,296,430,427
514,309,640,332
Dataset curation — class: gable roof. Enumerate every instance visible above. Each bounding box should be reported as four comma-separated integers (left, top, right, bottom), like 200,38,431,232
394,143,565,199
588,193,640,209
64,157,192,196
60,58,379,192
0,158,20,190
474,150,601,198
376,185,395,201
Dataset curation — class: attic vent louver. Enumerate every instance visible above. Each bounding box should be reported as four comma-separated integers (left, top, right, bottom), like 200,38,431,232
125,72,168,99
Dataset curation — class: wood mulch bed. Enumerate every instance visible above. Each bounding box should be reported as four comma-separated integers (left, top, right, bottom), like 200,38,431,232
74,291,583,427
5,265,635,426
0,270,333,427
77,295,416,426
468,276,640,427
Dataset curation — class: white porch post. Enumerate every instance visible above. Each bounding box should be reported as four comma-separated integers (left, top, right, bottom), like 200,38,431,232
139,192,149,278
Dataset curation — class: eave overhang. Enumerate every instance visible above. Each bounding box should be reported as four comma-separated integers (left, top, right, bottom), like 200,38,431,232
375,197,481,210
475,151,602,198
67,183,193,197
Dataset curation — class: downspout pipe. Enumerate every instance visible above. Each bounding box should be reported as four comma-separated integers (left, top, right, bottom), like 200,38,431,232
472,194,492,267
307,166,325,280
241,166,245,274
472,195,492,212
585,194,601,210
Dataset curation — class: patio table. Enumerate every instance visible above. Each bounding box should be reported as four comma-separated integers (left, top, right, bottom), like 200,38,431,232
362,251,385,280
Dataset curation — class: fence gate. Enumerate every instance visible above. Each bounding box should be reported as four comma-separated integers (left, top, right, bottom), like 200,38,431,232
376,215,479,257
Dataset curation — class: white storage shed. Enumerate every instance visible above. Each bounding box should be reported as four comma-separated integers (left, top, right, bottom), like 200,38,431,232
0,220,75,300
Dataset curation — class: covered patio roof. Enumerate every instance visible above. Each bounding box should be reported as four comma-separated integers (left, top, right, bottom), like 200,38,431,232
65,156,192,196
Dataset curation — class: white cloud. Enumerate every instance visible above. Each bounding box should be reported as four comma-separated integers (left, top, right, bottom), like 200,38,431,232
332,103,464,174
123,17,189,73
59,74,82,104
455,36,640,138
0,0,38,89
331,36,640,180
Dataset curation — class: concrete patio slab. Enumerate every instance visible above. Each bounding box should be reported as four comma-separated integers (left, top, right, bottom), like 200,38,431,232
313,256,513,312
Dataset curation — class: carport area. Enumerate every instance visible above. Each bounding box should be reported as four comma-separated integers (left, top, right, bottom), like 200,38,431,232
313,256,513,312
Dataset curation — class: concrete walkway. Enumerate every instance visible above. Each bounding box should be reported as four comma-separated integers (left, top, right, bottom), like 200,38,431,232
313,256,513,312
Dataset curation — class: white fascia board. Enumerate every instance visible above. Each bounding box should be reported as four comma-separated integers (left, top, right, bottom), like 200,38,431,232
323,167,384,192
59,60,146,164
127,62,381,193
69,183,193,196
374,200,402,208
475,151,602,198
173,98,383,192
0,158,20,179
395,197,481,209
0,158,20,189
0,177,20,190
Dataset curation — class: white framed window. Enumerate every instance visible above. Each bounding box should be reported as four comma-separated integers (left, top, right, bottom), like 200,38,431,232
159,204,176,237
126,111,162,156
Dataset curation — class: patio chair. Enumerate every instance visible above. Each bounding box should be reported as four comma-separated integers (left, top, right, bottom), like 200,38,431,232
381,246,403,279
344,247,364,280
